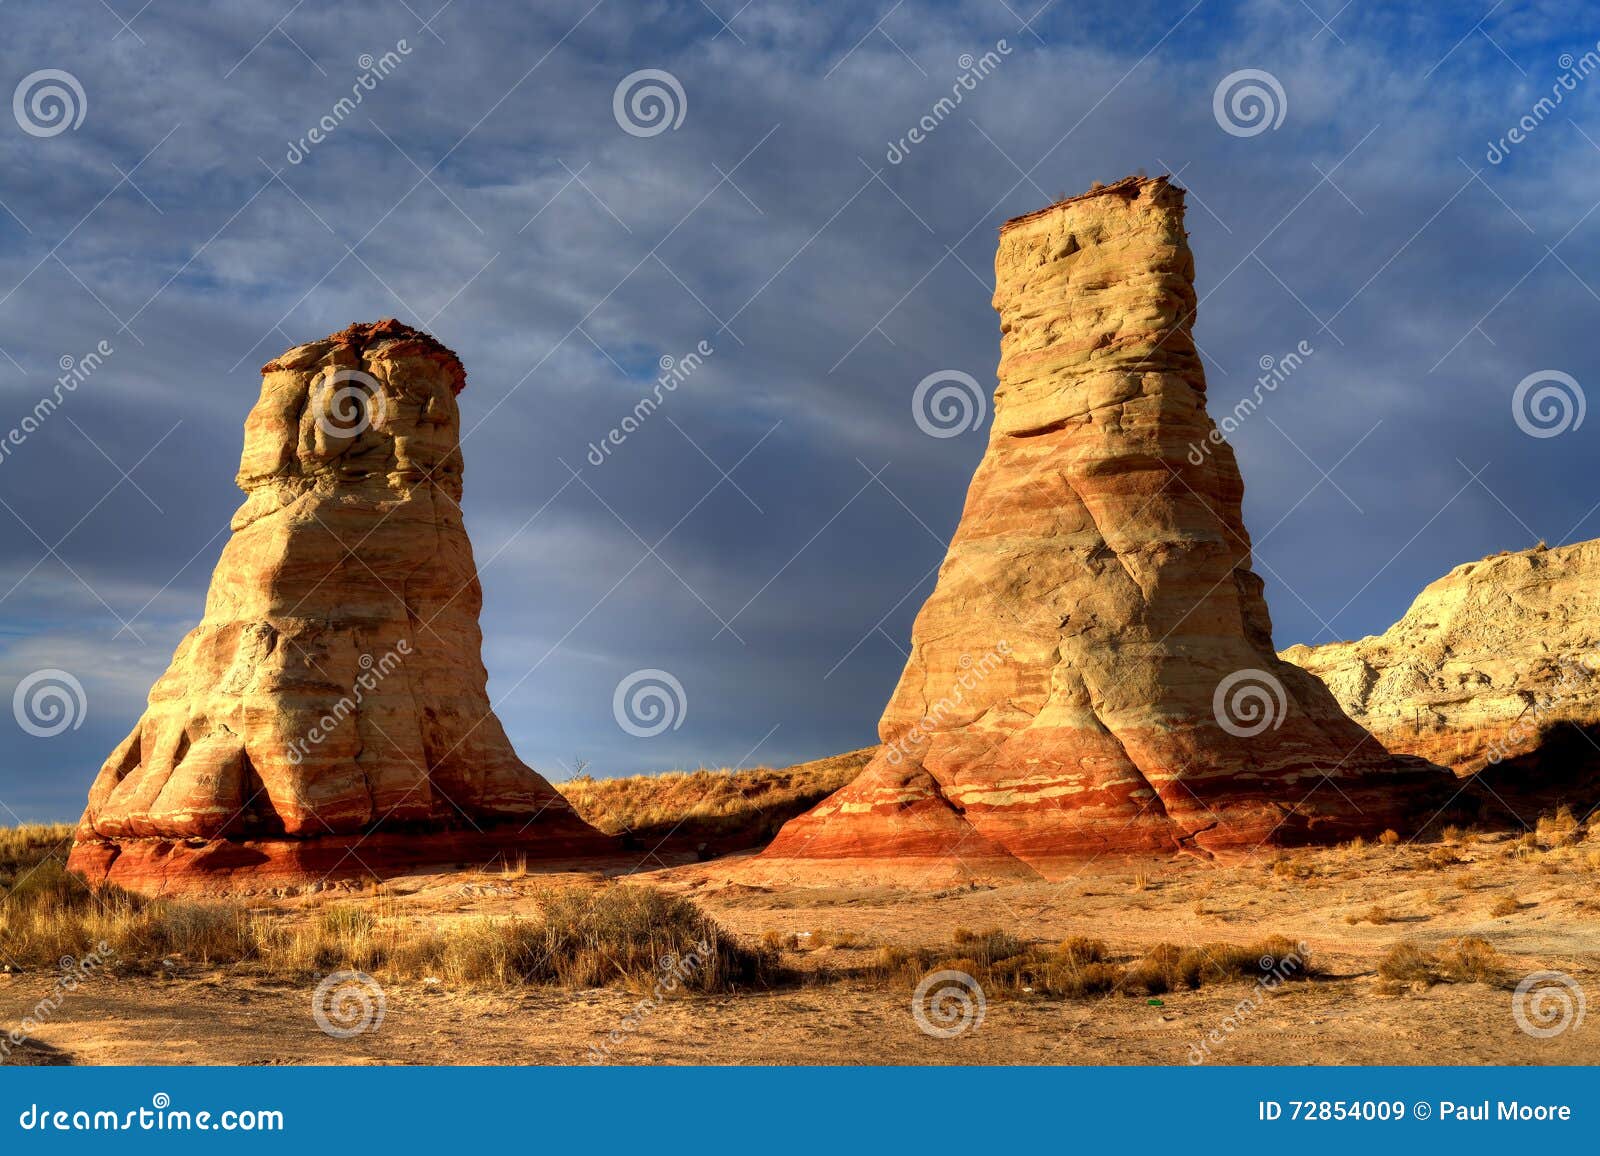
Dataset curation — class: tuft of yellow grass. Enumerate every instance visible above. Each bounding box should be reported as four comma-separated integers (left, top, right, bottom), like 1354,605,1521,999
1345,904,1395,926
869,933,1310,999
0,861,778,993
1377,937,1508,987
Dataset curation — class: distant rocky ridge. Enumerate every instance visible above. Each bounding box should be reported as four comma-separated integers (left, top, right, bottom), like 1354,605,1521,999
752,177,1452,884
69,321,608,891
1282,539,1600,817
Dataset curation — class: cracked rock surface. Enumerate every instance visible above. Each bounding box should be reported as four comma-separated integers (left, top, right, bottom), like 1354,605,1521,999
754,177,1450,883
1282,538,1600,810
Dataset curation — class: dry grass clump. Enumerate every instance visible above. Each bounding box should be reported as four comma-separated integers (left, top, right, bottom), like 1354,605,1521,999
1379,829,1401,846
1489,895,1526,917
554,748,873,846
1426,845,1463,869
1536,805,1583,847
1377,936,1508,988
869,932,1309,999
0,865,776,993
0,859,258,971
1269,855,1313,880
0,823,73,889
1345,904,1395,926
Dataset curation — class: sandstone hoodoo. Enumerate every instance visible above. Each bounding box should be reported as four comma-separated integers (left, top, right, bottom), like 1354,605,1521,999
1282,539,1600,815
69,321,606,891
757,176,1450,882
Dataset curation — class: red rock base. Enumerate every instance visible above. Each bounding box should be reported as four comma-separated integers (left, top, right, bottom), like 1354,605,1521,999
67,818,618,895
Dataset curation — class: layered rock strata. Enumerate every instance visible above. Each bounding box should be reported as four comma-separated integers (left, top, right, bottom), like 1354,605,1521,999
1282,539,1600,812
755,177,1450,882
69,321,606,891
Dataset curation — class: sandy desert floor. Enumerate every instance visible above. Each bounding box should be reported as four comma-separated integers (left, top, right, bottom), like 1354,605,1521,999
3,831,1596,1066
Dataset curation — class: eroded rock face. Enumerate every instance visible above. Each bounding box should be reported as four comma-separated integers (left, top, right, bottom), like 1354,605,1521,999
69,321,605,891
755,177,1450,883
1282,540,1600,795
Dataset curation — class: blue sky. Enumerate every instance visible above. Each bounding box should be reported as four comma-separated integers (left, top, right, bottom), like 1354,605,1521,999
0,0,1595,822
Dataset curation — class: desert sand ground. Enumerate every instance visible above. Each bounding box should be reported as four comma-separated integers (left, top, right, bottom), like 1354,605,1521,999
3,830,1595,1066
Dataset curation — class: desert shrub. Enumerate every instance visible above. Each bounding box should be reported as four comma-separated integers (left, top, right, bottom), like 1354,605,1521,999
1377,942,1438,984
869,933,1309,1000
1379,829,1401,846
1489,895,1525,917
1537,806,1582,846
0,870,775,994
1345,904,1394,925
1437,936,1507,984
1378,937,1507,987
1427,846,1463,869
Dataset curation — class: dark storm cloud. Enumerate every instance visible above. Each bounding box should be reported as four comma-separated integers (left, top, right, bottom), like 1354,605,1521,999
0,0,1595,820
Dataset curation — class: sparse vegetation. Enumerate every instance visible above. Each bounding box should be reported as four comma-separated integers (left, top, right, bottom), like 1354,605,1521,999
869,931,1310,999
1489,895,1526,917
1377,937,1508,988
1346,904,1395,926
554,748,874,848
0,865,777,993
1536,805,1582,847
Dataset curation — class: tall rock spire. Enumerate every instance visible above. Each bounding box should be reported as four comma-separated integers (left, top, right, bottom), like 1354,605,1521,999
757,177,1449,882
69,320,604,890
